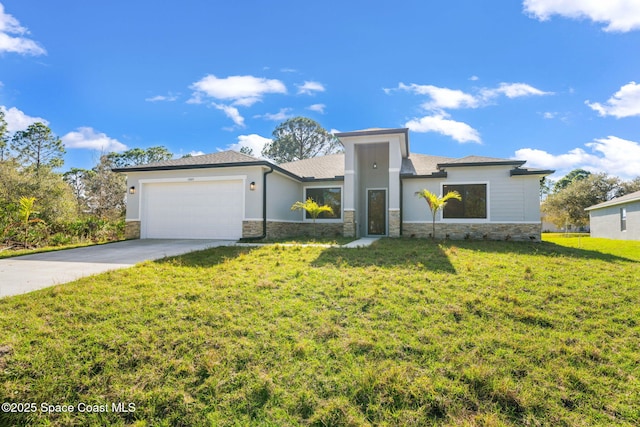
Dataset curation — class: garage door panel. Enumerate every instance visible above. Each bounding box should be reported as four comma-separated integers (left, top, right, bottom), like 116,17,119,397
142,180,243,239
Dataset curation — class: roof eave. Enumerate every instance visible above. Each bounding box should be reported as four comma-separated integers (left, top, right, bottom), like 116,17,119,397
438,160,527,168
112,161,304,182
510,168,555,177
400,171,448,179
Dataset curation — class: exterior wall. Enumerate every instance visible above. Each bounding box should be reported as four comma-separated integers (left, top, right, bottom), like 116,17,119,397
589,201,640,240
356,143,390,236
265,171,301,222
401,167,543,240
243,220,343,239
403,222,541,241
124,166,265,222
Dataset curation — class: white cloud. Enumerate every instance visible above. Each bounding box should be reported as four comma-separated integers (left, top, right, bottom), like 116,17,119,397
255,108,293,121
0,105,48,132
307,103,326,114
62,127,127,152
145,93,179,102
296,81,325,95
396,83,479,110
227,134,272,157
212,103,245,127
405,112,482,144
586,81,640,118
189,74,286,107
0,3,46,55
187,150,205,157
515,136,640,180
481,82,553,100
389,82,551,111
469,75,479,81
524,0,640,32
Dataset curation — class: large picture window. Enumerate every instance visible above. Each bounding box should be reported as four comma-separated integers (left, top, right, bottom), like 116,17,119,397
305,187,342,219
443,184,487,219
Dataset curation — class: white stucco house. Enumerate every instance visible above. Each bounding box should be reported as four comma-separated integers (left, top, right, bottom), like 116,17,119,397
585,190,640,240
113,128,553,241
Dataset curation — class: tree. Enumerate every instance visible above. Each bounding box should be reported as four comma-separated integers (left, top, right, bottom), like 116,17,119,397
291,198,334,237
10,122,65,171
63,167,94,212
262,117,341,163
415,189,462,240
542,173,620,228
239,146,254,156
553,168,591,192
107,146,173,168
84,155,126,220
0,109,9,161
620,176,640,195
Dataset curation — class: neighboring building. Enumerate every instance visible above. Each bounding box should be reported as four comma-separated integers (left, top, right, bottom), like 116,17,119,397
113,128,553,241
585,190,640,240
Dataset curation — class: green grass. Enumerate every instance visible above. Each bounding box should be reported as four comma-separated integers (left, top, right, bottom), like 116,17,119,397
239,236,356,245
0,239,125,260
1,237,639,426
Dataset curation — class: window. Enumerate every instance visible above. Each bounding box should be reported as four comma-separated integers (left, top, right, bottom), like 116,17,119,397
305,187,342,219
621,207,627,231
443,184,487,219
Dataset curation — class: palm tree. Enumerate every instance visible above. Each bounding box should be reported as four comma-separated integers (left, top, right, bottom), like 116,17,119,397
291,198,334,238
415,189,462,240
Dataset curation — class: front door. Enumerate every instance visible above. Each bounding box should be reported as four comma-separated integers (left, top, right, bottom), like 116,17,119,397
367,189,386,235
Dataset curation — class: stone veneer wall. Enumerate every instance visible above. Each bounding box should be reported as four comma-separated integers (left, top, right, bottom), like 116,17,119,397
243,220,344,239
125,221,141,239
388,210,400,237
402,222,542,241
343,210,356,237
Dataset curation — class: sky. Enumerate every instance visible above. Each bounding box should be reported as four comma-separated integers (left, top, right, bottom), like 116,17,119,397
1,0,640,180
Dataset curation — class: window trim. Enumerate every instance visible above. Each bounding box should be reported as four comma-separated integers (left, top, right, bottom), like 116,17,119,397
440,181,490,223
621,207,627,232
301,185,344,223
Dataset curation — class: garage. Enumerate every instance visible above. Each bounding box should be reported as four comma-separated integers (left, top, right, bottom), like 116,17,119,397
141,179,244,239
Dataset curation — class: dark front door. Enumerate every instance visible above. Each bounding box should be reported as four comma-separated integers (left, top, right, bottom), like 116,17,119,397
367,189,386,235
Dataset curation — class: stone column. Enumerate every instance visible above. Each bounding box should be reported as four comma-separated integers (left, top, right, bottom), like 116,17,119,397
343,210,356,237
388,209,400,237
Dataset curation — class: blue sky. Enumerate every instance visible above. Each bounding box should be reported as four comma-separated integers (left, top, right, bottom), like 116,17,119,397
1,0,640,180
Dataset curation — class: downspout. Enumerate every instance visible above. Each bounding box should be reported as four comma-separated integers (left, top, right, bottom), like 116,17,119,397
399,177,403,236
244,166,273,241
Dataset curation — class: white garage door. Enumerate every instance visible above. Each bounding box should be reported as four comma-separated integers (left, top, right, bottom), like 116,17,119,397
141,180,244,239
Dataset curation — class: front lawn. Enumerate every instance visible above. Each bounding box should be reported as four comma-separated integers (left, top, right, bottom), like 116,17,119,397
1,238,638,426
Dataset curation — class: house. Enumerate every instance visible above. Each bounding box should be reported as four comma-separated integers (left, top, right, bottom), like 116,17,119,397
585,190,640,240
113,128,553,241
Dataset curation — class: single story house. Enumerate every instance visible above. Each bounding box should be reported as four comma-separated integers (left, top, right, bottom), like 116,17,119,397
585,190,640,240
113,128,553,241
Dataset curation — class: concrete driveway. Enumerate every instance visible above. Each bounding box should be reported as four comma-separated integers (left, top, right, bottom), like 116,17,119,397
0,239,233,298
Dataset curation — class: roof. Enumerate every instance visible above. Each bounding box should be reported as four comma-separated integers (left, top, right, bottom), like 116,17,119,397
111,150,263,172
437,155,526,168
585,190,640,211
401,154,454,177
335,127,410,158
279,153,345,180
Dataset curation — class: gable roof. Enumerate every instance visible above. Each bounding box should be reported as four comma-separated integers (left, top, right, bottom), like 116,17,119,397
585,190,640,211
437,155,526,168
111,150,264,172
111,146,553,179
279,154,345,180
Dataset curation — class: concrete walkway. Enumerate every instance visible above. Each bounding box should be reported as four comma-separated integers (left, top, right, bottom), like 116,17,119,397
0,239,232,298
341,237,380,248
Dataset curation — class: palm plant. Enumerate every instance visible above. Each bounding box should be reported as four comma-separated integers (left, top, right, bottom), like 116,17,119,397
291,198,334,238
415,189,462,239
18,196,43,248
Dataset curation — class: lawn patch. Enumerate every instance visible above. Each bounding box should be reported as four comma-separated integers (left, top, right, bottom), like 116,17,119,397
1,238,638,426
